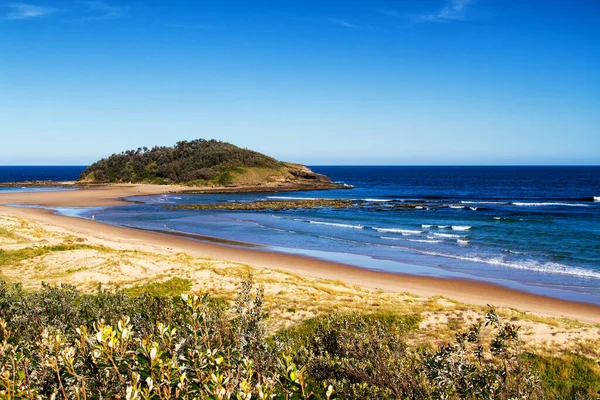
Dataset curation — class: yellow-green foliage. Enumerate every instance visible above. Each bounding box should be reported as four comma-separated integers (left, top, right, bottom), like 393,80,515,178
0,280,598,399
0,244,96,267
524,352,600,399
123,277,193,297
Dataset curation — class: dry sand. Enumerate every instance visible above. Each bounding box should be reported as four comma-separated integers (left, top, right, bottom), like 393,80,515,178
1,185,599,326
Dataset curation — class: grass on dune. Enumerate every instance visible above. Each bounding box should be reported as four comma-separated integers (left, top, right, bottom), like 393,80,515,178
123,276,193,297
0,244,98,267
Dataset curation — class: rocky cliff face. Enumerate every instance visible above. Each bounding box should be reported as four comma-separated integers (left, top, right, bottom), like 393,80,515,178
284,163,332,182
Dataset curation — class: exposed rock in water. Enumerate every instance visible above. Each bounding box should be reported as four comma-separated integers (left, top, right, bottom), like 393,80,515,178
168,199,433,212
168,199,356,211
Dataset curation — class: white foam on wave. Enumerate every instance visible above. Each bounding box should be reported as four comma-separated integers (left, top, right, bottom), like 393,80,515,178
438,225,450,229
457,239,470,247
469,207,478,211
270,227,295,233
407,238,442,244
448,205,466,209
431,232,461,239
362,198,392,202
452,226,472,231
421,224,433,228
505,249,530,256
373,227,422,235
594,196,600,202
309,221,364,229
461,201,507,205
512,202,589,207
380,236,402,241
380,236,442,244
419,251,600,280
267,196,323,201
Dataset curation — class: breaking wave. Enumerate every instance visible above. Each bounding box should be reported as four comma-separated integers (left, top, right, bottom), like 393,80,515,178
267,196,324,200
309,221,364,229
419,251,600,280
361,198,392,202
461,201,508,205
451,226,472,231
431,233,461,239
373,227,422,235
380,236,442,244
512,202,589,207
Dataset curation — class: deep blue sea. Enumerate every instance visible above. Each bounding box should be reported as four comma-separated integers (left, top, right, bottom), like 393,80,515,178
0,166,86,183
2,166,600,304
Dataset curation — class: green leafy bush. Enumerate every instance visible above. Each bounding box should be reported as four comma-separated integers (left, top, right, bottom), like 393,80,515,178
0,279,598,399
0,279,322,399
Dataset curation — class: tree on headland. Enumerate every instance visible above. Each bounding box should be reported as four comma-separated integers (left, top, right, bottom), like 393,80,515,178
78,139,285,185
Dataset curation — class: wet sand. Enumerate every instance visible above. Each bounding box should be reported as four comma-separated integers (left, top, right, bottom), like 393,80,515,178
1,185,599,324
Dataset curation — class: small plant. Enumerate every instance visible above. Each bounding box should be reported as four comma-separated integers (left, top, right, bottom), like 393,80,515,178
423,307,542,399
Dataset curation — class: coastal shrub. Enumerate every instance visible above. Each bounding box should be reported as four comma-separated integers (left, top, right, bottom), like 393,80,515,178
0,279,596,399
280,310,546,399
282,312,427,399
0,279,322,399
422,308,542,399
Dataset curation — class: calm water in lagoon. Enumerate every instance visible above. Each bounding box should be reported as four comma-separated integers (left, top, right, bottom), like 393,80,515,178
71,166,600,305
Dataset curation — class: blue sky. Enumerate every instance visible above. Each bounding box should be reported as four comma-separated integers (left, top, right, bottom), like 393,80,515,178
0,0,598,165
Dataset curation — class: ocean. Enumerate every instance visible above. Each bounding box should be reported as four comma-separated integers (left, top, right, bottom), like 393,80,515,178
0,166,86,183
2,166,600,304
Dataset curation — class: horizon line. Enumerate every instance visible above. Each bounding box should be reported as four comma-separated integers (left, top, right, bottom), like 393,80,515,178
1,164,600,168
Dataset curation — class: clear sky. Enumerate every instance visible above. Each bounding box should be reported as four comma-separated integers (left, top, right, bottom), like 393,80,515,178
0,0,598,165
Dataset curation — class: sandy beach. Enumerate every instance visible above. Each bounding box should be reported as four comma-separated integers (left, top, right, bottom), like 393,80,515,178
1,185,600,325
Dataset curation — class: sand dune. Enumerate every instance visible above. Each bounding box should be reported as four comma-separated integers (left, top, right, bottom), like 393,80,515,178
1,185,599,325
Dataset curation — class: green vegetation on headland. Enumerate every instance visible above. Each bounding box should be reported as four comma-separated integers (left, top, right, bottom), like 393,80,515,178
1,279,599,399
78,139,335,187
